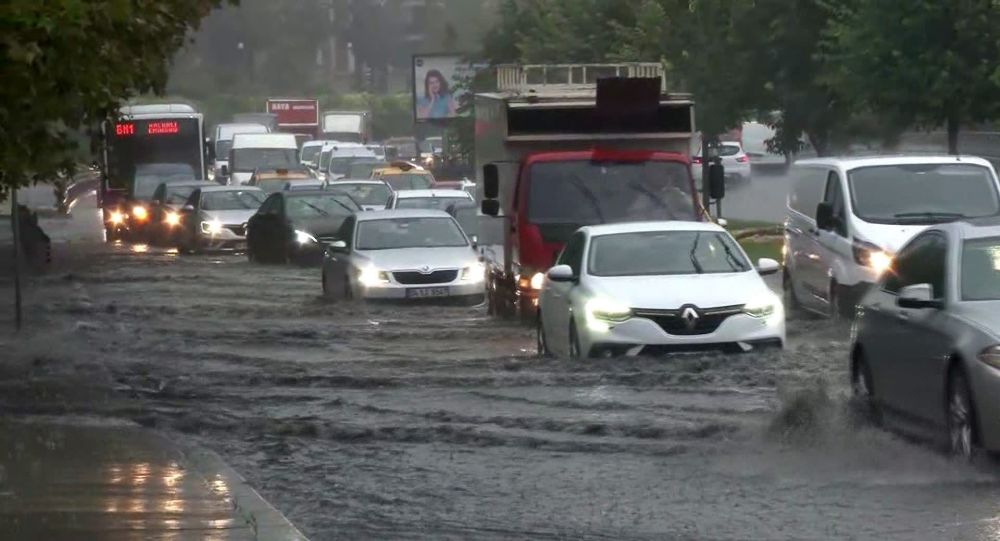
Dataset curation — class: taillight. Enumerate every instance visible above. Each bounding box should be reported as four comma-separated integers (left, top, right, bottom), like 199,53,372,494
736,155,749,163
692,157,703,165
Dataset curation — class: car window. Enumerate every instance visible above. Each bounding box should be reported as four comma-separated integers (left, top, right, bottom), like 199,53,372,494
962,237,1000,301
258,194,282,216
200,190,265,211
285,195,355,219
823,172,848,237
883,232,947,297
790,166,827,217
558,232,586,275
719,144,741,157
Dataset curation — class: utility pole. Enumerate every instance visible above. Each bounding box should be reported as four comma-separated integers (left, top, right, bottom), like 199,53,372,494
11,188,22,331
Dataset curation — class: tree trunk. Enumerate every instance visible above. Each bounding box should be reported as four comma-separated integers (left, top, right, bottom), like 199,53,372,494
947,114,960,155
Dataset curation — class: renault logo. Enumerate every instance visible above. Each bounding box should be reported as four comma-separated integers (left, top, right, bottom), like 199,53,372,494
680,306,700,330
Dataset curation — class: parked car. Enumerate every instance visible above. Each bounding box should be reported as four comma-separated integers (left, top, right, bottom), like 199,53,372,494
247,167,317,194
177,186,266,253
246,190,360,264
320,209,485,304
851,218,1000,459
692,142,751,185
783,156,1000,319
325,180,394,211
387,189,473,211
538,221,784,358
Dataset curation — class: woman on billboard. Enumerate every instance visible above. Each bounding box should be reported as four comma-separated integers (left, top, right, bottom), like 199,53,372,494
417,70,458,120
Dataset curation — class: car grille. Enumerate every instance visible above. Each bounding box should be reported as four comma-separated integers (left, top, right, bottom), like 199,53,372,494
393,270,458,285
632,305,744,336
225,224,246,237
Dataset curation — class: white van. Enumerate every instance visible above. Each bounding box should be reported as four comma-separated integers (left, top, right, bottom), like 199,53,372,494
784,155,1000,318
228,133,299,185
320,142,376,182
213,123,269,181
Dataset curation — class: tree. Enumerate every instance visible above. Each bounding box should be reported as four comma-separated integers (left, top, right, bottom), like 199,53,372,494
828,0,1000,154
0,0,235,197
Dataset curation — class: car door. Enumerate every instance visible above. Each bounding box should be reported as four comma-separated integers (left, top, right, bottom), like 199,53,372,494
817,171,853,308
249,195,281,253
864,233,938,415
541,232,585,354
786,166,827,309
325,216,356,296
180,190,202,243
891,232,953,424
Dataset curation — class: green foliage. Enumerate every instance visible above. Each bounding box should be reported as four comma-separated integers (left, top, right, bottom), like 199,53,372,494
0,0,233,196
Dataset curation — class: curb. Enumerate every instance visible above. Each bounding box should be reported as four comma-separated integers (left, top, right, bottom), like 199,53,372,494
183,445,310,541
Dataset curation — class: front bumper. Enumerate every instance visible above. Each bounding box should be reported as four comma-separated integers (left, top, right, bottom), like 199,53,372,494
582,312,785,356
196,226,246,251
360,280,486,301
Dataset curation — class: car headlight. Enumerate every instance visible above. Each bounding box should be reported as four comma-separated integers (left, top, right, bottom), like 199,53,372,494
743,293,783,319
131,205,149,221
853,240,893,275
108,210,125,224
461,261,486,282
530,272,545,290
586,298,632,323
164,212,181,227
295,230,318,245
358,265,390,287
200,220,223,235
978,345,1000,369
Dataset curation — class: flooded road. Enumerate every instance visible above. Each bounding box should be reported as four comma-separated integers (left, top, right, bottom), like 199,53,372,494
5,244,1000,540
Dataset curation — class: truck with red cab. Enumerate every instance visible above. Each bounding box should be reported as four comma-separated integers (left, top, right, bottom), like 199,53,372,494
266,98,320,142
476,63,724,319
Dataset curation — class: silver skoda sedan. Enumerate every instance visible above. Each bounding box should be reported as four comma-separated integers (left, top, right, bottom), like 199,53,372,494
851,217,1000,458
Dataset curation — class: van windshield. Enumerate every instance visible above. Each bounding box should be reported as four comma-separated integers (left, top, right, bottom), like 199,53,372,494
232,148,297,173
848,164,1000,224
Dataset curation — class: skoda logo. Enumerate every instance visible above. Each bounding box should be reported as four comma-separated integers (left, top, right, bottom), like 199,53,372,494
419,265,432,274
680,305,700,330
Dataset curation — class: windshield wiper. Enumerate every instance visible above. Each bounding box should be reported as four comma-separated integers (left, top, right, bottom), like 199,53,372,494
570,175,605,222
628,181,669,212
893,211,966,220
302,201,331,216
719,241,749,272
689,232,704,274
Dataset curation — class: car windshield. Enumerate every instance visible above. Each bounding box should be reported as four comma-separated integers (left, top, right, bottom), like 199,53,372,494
232,148,297,173
355,217,468,250
329,156,369,176
200,190,265,211
449,205,479,237
349,161,388,178
962,237,1000,301
383,173,434,190
300,145,322,163
215,140,233,158
396,196,469,210
134,163,197,200
527,161,696,231
285,195,356,219
589,230,751,277
163,185,200,205
327,183,392,206
848,164,1000,224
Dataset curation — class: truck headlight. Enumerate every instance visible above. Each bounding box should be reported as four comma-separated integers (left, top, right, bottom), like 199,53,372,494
200,220,223,235
585,298,632,331
744,293,783,319
295,230,318,245
164,212,181,227
978,345,1000,369
358,265,390,287
530,272,545,290
461,262,486,282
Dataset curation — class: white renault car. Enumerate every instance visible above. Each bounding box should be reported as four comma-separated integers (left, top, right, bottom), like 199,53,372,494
538,222,784,358
321,209,485,304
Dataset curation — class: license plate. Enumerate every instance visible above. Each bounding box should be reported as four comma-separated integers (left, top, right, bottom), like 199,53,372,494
406,287,450,299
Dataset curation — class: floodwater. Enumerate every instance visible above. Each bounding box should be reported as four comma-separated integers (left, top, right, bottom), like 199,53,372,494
4,244,1000,540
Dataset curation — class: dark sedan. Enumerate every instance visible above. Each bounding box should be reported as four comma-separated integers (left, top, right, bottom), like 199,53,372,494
246,190,361,264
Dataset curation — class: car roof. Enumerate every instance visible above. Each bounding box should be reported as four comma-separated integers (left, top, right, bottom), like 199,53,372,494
355,209,453,222
231,133,297,148
199,185,264,193
160,180,212,189
395,190,471,199
583,221,727,236
281,189,343,198
795,155,995,171
329,179,388,185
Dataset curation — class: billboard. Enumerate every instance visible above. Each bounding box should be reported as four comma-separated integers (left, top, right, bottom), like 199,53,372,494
266,99,319,127
412,54,483,122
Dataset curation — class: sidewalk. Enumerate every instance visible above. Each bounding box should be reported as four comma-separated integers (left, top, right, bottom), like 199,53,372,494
0,419,308,540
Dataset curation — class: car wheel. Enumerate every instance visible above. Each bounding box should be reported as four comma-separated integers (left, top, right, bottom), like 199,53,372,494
783,268,802,311
851,352,881,425
537,314,552,357
321,269,331,297
568,319,586,359
947,369,977,460
829,281,847,321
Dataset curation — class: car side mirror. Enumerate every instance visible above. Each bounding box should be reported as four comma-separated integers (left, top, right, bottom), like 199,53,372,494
481,199,500,217
470,234,479,247
220,165,229,178
708,162,726,200
816,202,835,231
328,240,348,254
483,164,499,199
547,264,576,283
181,204,194,212
897,283,942,310
756,258,780,276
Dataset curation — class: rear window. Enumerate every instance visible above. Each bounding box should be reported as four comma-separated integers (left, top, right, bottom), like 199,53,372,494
719,144,742,157
384,174,434,190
